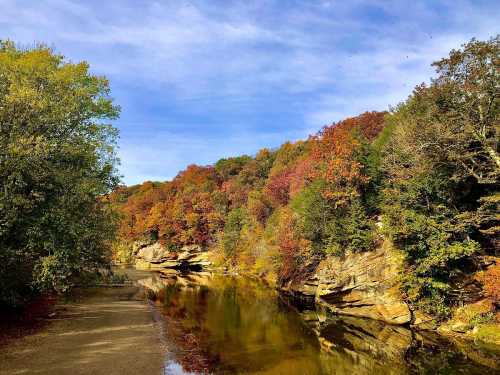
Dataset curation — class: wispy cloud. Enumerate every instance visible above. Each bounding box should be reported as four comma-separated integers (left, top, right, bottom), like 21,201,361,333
1,0,498,184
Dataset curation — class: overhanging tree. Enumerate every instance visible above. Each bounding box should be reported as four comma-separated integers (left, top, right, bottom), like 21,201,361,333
0,41,120,306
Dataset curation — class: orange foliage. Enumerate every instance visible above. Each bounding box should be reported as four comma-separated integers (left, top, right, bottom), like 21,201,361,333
110,111,386,268
175,164,216,188
310,111,385,205
476,262,500,302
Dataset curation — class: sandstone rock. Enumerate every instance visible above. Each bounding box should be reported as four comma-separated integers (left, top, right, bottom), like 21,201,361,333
135,258,179,270
135,259,152,270
136,242,170,263
285,241,411,325
134,241,212,270
132,238,155,255
450,323,469,333
315,244,411,324
412,311,437,330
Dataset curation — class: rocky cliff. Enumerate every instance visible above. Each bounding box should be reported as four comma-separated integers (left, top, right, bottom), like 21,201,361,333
282,241,412,325
132,240,211,270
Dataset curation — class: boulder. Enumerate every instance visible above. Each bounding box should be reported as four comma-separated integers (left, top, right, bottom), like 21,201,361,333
132,238,155,255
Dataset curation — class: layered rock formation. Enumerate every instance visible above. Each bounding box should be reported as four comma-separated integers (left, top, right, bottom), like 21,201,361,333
133,241,211,270
283,241,412,325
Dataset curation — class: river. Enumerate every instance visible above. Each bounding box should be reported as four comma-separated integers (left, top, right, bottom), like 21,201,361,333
1,268,499,374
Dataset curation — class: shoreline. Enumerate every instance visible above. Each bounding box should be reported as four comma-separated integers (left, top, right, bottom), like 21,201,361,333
0,269,165,375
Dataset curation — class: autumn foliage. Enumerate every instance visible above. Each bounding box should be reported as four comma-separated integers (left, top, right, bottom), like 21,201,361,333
110,38,499,313
476,264,500,303
110,111,386,284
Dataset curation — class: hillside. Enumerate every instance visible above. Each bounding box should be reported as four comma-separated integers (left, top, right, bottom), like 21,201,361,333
109,37,499,342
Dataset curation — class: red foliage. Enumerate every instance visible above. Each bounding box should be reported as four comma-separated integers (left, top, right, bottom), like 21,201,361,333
111,111,386,264
264,168,293,206
288,156,315,198
339,111,386,141
275,208,311,285
220,179,249,208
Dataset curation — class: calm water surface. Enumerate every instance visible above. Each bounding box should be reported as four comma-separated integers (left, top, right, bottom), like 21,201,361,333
139,271,500,375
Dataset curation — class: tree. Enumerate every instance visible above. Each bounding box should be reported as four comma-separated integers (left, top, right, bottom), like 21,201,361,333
222,208,247,260
215,156,252,180
0,41,120,306
311,112,385,207
430,36,499,183
381,37,499,318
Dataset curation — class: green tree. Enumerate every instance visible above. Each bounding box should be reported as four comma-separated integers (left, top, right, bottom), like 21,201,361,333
291,181,374,256
291,180,333,252
430,36,499,182
222,208,247,260
345,197,374,252
0,41,120,306
214,156,252,180
381,37,499,318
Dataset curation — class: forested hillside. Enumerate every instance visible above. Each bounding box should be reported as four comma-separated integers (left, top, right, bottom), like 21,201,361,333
110,37,499,320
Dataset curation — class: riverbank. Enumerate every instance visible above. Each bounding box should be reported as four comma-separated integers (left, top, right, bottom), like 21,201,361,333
0,294,58,347
1,267,499,375
0,269,165,375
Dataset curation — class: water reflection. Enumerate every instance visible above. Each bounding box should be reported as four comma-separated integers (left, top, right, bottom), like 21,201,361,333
138,271,499,375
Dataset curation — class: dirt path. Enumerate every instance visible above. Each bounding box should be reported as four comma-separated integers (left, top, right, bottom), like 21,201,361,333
0,270,165,375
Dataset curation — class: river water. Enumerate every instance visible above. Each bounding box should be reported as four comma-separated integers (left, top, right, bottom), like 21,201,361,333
140,270,500,375
1,268,499,375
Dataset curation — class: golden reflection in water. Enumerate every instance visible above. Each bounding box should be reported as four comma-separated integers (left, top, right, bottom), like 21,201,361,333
141,271,500,375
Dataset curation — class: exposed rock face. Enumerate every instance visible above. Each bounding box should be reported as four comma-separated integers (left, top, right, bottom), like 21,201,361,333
132,238,155,255
134,241,211,270
136,242,169,263
284,241,412,325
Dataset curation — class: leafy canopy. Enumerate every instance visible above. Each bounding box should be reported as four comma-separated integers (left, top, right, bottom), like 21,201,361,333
0,41,120,306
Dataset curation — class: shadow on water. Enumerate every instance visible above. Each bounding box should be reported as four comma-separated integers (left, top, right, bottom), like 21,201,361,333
140,271,500,375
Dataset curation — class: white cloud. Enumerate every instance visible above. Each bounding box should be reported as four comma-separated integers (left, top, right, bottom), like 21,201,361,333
2,0,498,183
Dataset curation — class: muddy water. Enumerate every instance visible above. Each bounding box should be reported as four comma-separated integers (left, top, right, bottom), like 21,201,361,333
1,269,499,375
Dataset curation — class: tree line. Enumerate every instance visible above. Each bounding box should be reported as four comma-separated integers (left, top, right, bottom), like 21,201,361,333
1,37,498,319
110,37,499,319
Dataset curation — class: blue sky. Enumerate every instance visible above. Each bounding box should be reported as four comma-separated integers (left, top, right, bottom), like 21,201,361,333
2,1,498,185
